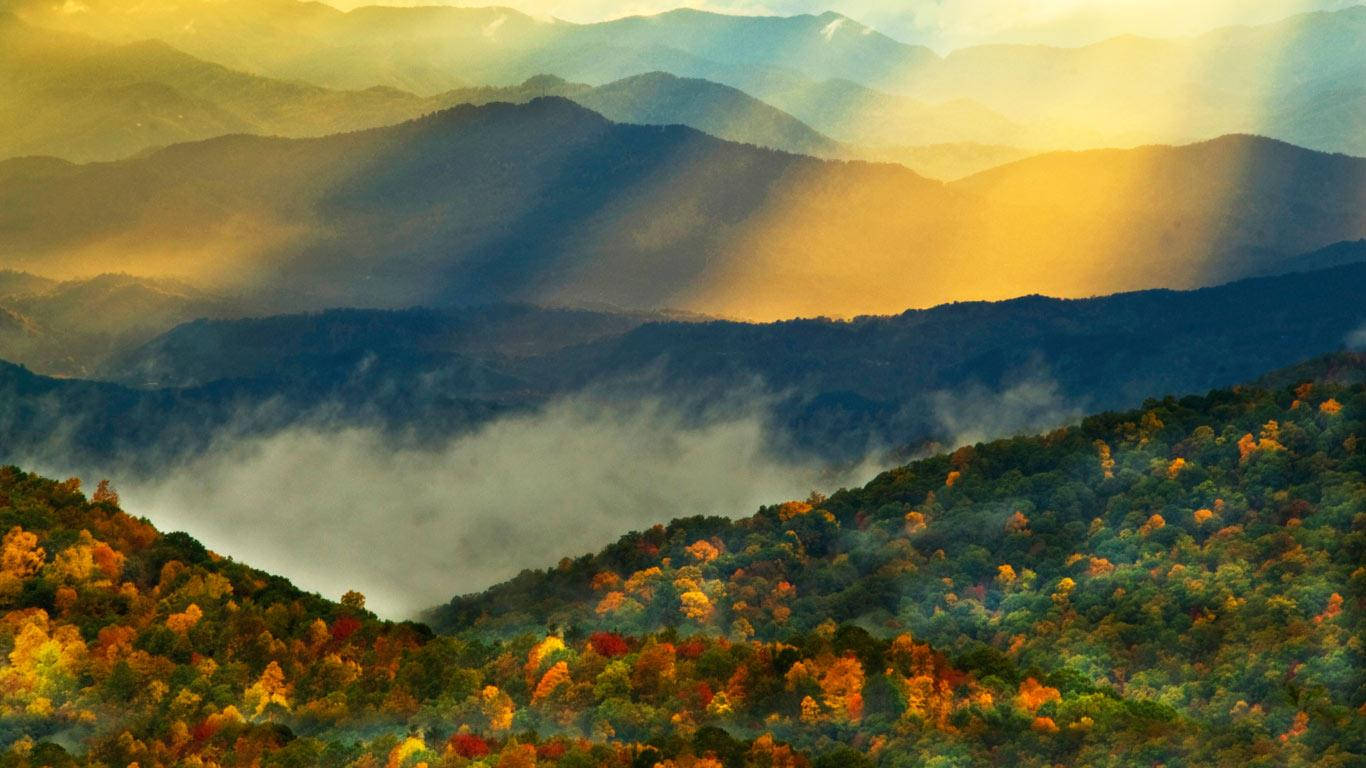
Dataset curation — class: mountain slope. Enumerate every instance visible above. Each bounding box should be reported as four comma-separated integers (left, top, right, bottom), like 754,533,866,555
1,100,1362,319
949,134,1366,284
421,351,1365,763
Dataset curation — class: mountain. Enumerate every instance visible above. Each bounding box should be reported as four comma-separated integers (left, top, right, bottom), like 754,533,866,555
428,72,842,158
947,135,1366,286
860,142,1036,181
906,7,1366,154
9,2,1364,154
570,71,840,158
1,16,846,169
100,303,659,389
4,259,1363,472
0,273,230,377
2,349,1358,765
5,3,936,96
758,76,1026,148
0,13,436,162
1,99,1362,319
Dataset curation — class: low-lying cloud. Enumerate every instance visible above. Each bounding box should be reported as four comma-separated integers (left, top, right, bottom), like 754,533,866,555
1348,322,1366,349
20,369,1085,622
107,395,871,619
931,374,1083,450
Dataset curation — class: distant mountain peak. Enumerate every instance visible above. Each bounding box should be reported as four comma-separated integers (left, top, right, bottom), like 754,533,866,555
519,73,569,89
414,95,610,132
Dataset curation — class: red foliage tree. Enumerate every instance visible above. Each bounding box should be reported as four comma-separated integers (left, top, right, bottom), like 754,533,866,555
589,631,630,658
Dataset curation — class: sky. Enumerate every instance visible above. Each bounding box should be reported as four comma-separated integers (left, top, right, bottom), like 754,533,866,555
321,0,1361,50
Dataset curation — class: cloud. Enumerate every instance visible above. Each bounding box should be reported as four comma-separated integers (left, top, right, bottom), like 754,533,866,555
483,14,508,37
1348,322,1366,349
930,374,1083,450
819,17,845,41
102,394,872,620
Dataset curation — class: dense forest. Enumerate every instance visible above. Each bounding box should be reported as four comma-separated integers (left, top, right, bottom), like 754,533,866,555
0,353,1360,766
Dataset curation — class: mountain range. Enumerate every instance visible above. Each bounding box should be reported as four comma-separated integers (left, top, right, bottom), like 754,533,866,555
0,3,1362,764
0,14,841,165
1,97,1361,320
3,257,1363,473
8,1,1363,155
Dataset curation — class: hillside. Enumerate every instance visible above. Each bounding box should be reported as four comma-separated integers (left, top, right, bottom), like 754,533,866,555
2,259,1363,472
0,354,1360,765
426,352,1366,763
1,99,1361,320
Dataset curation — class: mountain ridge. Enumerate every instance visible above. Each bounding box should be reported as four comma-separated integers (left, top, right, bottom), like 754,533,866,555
3,257,1363,474
9,0,1362,153
1,99,1360,320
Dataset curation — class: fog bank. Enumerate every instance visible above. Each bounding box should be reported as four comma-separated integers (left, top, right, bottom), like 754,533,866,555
110,395,873,618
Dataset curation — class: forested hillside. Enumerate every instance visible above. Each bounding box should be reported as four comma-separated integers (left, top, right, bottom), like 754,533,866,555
0,354,1360,766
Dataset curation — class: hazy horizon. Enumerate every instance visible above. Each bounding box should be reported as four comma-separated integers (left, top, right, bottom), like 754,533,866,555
315,0,1365,51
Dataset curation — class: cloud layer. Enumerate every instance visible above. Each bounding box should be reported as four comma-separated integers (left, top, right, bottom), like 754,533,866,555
108,396,870,619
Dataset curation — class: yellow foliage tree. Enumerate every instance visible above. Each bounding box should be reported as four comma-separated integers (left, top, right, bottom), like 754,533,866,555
166,603,203,634
532,661,571,704
525,636,565,681
1004,510,1029,533
0,527,45,600
481,685,515,732
679,590,714,622
496,743,537,768
686,539,721,563
1015,677,1061,713
590,571,621,591
386,736,428,768
244,661,290,720
1139,514,1166,536
1051,577,1076,604
1094,441,1115,479
904,510,927,534
820,656,865,722
0,611,87,715
595,591,626,615
624,567,663,600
